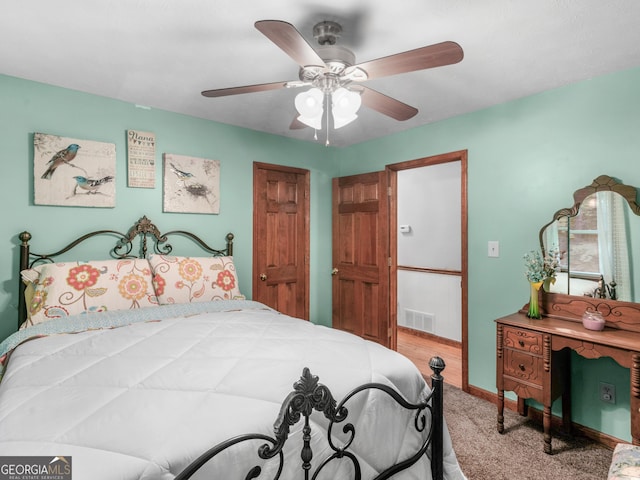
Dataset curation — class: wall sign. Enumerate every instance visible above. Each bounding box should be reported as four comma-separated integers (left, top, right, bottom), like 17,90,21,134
127,130,156,188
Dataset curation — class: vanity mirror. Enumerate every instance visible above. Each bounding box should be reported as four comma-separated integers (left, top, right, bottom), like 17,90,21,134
539,175,640,303
498,175,640,455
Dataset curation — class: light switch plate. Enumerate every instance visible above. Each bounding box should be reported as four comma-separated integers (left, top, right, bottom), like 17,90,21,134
488,241,500,257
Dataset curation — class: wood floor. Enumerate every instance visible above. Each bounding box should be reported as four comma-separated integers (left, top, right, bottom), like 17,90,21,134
397,328,462,388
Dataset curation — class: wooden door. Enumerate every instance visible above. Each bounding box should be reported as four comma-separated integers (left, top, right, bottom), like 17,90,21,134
332,171,390,346
253,162,309,319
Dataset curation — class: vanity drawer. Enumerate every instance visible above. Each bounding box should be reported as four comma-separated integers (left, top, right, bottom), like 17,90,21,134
503,350,543,386
503,326,543,354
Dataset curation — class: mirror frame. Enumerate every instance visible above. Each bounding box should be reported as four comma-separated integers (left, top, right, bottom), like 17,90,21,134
534,175,640,327
539,174,640,255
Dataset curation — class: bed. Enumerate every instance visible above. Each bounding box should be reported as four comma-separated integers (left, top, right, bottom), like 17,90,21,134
0,216,465,480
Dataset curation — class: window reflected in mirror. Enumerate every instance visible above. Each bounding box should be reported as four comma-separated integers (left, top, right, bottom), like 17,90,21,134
542,189,634,302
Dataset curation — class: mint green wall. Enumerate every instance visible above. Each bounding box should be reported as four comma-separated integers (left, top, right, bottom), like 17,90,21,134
2,66,640,442
0,74,336,342
334,66,640,442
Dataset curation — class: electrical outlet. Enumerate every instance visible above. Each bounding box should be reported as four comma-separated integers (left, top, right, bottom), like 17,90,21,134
600,382,616,404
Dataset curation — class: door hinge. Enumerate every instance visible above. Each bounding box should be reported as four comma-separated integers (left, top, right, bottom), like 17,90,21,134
388,186,392,196
388,257,392,267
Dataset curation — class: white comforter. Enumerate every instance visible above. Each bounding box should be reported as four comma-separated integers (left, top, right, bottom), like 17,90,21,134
0,301,465,479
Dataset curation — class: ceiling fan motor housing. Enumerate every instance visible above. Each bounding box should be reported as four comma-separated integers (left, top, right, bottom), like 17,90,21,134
313,20,342,45
319,45,355,73
298,45,357,85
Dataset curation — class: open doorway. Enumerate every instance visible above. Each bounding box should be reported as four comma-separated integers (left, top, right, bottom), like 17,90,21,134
387,151,468,391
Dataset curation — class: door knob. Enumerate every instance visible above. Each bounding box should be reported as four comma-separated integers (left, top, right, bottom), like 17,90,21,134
331,268,339,276
259,273,267,281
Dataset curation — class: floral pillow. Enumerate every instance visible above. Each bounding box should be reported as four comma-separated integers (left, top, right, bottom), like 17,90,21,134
21,259,157,328
148,255,244,304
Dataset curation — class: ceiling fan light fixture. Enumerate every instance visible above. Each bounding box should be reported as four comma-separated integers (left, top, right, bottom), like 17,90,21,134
297,113,323,130
332,113,358,129
295,87,324,129
332,87,361,129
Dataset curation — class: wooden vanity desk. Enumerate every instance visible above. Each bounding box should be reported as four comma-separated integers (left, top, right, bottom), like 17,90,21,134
496,291,640,454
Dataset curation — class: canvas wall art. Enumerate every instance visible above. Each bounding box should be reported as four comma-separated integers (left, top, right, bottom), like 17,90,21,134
163,153,220,214
34,132,116,207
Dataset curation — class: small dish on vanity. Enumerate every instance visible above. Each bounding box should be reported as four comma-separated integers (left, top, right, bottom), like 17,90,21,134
582,311,606,331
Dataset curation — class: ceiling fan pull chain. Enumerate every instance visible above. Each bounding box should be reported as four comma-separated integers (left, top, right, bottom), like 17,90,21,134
325,91,330,146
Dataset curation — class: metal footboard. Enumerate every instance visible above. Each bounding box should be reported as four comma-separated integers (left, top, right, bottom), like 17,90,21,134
176,356,446,480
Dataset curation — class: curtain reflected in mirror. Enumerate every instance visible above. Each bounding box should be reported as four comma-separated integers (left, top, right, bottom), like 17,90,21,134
542,191,635,301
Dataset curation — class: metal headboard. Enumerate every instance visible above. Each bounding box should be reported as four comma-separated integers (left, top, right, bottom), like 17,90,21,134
18,215,234,328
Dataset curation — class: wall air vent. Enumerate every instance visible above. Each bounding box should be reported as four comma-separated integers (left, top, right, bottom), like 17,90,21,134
403,308,435,334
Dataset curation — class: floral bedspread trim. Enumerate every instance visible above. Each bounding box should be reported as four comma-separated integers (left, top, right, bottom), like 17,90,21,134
0,300,272,373
608,443,640,479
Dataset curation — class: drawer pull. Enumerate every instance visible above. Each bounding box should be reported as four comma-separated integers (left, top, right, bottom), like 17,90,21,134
518,340,525,347
518,363,526,371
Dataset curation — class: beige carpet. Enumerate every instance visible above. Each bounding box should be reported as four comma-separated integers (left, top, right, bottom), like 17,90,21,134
443,384,613,479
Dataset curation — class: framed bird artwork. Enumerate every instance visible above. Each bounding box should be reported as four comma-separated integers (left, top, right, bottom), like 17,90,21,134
162,153,220,214
33,132,116,207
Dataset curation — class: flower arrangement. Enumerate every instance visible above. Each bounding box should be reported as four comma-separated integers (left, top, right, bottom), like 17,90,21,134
523,248,560,319
523,248,559,283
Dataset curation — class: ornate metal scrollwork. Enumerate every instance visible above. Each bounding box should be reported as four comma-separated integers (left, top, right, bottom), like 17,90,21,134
113,215,170,258
260,367,348,467
175,359,446,480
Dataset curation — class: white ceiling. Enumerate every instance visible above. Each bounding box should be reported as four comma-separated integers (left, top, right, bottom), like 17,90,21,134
2,1,640,147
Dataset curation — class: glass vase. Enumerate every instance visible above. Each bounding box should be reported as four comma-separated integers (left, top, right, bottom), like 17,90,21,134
527,281,543,319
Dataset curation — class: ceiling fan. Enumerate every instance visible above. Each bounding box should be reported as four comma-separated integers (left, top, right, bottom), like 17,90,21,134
202,19,463,133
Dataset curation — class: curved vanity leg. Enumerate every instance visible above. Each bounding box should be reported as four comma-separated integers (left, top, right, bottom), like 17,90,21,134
497,324,505,434
561,348,572,435
541,333,553,454
497,389,504,434
632,353,640,445
543,405,553,454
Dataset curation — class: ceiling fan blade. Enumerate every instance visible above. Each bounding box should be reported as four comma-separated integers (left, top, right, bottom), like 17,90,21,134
201,81,289,98
349,41,463,81
359,86,418,121
255,20,326,68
